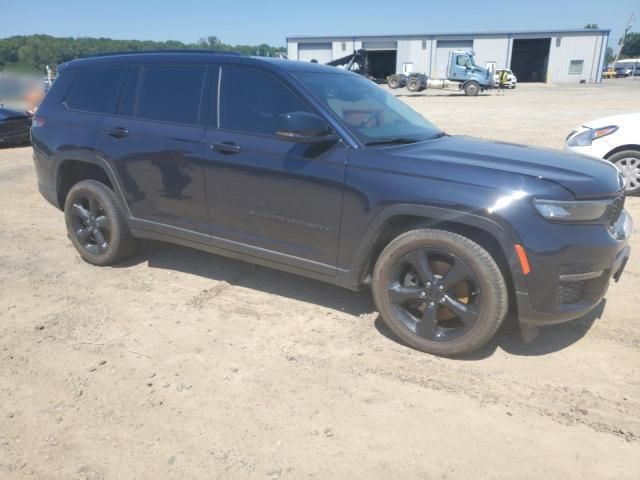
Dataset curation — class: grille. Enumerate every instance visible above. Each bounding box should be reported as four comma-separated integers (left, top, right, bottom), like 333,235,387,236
557,281,585,305
605,195,625,229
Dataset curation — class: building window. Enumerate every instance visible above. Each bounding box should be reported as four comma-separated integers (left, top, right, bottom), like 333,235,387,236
341,42,346,52
569,60,584,74
422,40,427,50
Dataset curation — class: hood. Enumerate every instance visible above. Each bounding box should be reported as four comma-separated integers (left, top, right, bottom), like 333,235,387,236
582,112,640,129
385,135,624,198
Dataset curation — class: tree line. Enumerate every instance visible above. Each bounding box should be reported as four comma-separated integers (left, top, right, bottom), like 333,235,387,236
0,35,287,73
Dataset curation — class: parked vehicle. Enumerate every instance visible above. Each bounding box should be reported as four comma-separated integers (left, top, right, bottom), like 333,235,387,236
494,68,517,88
566,112,640,195
0,107,31,146
32,52,631,355
334,49,492,96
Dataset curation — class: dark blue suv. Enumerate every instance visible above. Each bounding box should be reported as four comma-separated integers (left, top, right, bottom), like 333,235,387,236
32,52,632,355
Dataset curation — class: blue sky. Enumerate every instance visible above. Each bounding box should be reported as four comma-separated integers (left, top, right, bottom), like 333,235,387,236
1,0,637,48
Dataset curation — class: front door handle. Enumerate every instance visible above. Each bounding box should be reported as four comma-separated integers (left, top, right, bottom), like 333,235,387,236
210,142,242,154
107,127,129,139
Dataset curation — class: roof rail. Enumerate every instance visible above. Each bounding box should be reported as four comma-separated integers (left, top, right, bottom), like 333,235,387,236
79,50,244,59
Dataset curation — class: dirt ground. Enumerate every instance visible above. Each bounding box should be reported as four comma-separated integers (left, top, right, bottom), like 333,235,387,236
1,79,640,480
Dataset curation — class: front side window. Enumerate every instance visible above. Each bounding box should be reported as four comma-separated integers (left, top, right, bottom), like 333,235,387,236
136,65,206,125
294,72,441,145
220,67,311,136
456,55,469,67
65,67,126,114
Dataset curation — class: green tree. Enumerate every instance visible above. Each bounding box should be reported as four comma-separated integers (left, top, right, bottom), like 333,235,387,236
584,24,599,29
0,34,286,72
605,46,614,64
620,32,640,58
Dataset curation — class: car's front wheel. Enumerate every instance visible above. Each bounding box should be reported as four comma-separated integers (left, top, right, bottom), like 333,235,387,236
609,150,640,195
64,180,137,265
372,229,508,355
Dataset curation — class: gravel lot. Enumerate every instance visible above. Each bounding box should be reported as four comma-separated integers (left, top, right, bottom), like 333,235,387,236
1,79,640,479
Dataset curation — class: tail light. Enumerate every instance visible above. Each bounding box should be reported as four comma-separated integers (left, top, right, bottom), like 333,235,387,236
32,116,46,128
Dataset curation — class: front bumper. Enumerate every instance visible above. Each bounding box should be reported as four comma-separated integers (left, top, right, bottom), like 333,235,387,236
516,209,632,327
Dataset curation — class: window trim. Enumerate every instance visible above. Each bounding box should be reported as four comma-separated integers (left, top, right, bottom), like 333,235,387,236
215,65,331,140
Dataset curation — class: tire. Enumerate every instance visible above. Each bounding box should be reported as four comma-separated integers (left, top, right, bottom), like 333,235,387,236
406,77,421,93
64,179,137,266
608,150,640,195
464,82,480,96
372,229,508,356
387,75,400,89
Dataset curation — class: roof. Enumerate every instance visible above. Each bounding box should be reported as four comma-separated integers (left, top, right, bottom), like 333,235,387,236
58,51,350,75
287,28,611,41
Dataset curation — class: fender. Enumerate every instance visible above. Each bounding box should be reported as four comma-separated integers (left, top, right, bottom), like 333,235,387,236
337,203,528,292
52,148,132,217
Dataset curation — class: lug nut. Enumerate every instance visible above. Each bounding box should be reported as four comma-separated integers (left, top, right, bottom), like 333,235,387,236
439,285,444,290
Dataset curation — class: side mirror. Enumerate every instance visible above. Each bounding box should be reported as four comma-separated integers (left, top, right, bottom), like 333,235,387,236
276,112,339,144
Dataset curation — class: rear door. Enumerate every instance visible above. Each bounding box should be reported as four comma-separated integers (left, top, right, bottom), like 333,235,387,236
203,66,347,269
97,64,210,235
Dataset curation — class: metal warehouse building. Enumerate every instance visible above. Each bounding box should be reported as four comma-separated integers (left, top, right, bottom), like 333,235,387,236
287,29,610,83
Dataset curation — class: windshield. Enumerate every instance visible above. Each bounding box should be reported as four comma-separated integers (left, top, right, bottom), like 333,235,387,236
293,72,442,145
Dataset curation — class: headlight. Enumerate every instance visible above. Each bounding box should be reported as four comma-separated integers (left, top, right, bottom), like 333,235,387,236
566,125,618,148
533,199,610,222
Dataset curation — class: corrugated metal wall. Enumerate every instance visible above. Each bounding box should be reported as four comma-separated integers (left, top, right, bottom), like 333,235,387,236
473,37,511,70
546,33,606,83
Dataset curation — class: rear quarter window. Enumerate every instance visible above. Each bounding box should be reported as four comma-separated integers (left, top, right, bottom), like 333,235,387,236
65,67,127,114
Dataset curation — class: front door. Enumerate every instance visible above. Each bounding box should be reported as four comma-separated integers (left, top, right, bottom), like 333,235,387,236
98,64,209,234
203,66,347,270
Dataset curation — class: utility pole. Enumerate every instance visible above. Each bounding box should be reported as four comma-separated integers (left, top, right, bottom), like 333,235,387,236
613,12,636,65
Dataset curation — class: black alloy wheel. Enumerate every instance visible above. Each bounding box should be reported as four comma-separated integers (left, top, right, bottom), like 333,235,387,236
372,229,508,355
69,194,111,255
64,179,136,265
388,248,481,342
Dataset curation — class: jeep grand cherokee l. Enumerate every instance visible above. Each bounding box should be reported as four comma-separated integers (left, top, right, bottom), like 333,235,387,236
31,52,632,355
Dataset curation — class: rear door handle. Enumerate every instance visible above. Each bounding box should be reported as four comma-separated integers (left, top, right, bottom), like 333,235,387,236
210,142,242,154
107,127,129,139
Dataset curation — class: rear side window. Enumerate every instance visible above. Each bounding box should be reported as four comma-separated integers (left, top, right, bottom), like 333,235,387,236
65,67,126,114
136,65,206,125
220,67,310,135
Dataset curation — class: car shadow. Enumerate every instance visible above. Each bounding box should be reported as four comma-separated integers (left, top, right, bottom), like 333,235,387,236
116,239,373,317
375,300,604,359
118,239,602,359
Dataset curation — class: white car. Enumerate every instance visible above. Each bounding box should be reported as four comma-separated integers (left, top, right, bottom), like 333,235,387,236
565,112,640,195
494,69,517,88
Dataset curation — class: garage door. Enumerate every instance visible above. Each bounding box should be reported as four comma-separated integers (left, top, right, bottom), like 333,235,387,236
298,43,333,64
434,40,473,78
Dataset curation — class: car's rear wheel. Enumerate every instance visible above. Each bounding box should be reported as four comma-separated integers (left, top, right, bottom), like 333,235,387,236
64,180,137,265
406,77,421,92
372,229,508,355
609,150,640,195
387,74,400,89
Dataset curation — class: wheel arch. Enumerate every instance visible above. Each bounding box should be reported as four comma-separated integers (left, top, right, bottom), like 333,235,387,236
54,153,130,216
345,205,525,295
603,144,640,159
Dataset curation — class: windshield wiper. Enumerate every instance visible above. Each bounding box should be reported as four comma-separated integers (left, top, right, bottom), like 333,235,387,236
364,138,419,146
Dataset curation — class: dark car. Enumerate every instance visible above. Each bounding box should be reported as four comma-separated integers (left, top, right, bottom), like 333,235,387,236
31,52,632,355
0,107,31,146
